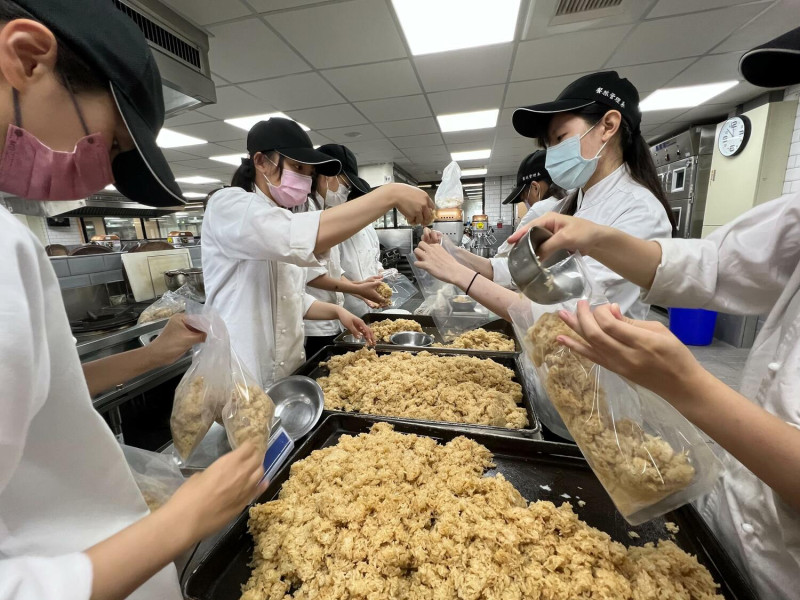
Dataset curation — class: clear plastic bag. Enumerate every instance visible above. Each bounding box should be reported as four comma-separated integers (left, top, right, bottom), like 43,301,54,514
122,445,185,512
174,282,205,304
221,350,276,457
170,305,231,462
507,255,722,525
376,268,417,310
434,161,464,209
137,290,186,324
408,253,498,342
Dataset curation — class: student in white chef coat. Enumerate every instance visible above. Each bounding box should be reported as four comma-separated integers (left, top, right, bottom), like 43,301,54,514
202,119,430,387
0,2,268,599
414,71,674,321
501,27,800,600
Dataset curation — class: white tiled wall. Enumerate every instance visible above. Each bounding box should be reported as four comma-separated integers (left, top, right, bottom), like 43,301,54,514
783,84,800,195
27,215,84,246
483,175,518,227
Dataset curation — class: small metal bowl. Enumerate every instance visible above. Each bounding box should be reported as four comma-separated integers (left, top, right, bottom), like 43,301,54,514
450,294,477,312
342,334,366,344
267,376,324,441
389,331,434,347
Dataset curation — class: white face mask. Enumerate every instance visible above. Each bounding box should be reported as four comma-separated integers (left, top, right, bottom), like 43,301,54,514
324,178,350,207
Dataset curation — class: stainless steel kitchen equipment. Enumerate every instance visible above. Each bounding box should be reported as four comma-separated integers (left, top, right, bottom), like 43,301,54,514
389,331,434,347
432,221,464,245
450,295,477,312
470,230,496,257
650,125,715,239
267,376,324,441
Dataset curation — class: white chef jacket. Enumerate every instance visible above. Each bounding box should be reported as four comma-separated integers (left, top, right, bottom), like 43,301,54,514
0,207,181,600
202,185,321,388
340,225,383,316
491,198,560,288
304,195,344,337
550,164,671,319
642,192,800,600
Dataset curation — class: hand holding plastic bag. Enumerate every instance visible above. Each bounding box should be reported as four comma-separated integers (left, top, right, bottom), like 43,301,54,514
376,268,417,309
434,161,464,209
137,290,186,324
122,445,185,512
221,350,276,457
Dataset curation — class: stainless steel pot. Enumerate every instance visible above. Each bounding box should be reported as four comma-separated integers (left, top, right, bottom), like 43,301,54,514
163,268,204,295
163,269,187,292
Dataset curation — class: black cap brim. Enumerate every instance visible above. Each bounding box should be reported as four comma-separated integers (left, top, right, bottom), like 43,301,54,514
739,48,800,88
347,176,372,200
502,183,528,205
513,100,595,138
342,170,370,194
111,85,184,206
278,148,341,176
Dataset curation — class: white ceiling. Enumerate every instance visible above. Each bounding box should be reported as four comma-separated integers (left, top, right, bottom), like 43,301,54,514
159,0,797,195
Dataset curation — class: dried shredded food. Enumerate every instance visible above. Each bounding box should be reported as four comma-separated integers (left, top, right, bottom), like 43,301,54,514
242,423,722,600
369,318,423,342
225,384,275,456
318,349,527,428
170,375,214,460
434,328,515,351
376,282,393,306
529,313,695,516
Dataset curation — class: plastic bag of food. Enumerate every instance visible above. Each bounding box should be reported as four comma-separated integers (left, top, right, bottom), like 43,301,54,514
508,258,722,524
170,305,231,462
221,350,276,457
137,290,186,324
174,282,205,304
434,161,464,209
376,268,417,310
121,444,185,512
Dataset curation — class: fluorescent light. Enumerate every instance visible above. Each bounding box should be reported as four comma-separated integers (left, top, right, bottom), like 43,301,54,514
104,184,116,191
451,149,491,161
156,128,207,148
461,168,487,177
437,109,498,133
225,112,310,132
182,192,207,199
640,81,739,111
392,0,520,56
175,176,220,184
462,182,483,188
210,154,247,166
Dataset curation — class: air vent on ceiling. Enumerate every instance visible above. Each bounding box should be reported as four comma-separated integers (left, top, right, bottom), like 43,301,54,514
112,0,201,71
554,0,623,16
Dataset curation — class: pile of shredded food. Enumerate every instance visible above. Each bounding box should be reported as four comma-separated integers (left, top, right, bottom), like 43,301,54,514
318,349,527,428
376,282,393,306
242,423,722,600
369,318,423,343
434,328,515,351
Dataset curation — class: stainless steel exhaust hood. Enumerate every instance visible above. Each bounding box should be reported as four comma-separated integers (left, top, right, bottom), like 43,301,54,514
1,193,184,218
114,0,216,116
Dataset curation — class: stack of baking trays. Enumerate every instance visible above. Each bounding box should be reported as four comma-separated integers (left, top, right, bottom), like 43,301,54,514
182,314,756,600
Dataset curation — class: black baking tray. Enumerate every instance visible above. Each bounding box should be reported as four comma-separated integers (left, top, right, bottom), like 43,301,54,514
297,344,540,438
334,313,521,355
183,414,755,600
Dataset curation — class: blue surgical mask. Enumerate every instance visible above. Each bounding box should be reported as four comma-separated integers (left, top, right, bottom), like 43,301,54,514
545,123,608,190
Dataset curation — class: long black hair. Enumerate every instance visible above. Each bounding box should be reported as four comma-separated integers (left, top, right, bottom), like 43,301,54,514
229,152,284,192
538,104,676,231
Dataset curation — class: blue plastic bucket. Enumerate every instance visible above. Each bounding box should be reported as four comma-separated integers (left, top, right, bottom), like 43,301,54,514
668,308,718,346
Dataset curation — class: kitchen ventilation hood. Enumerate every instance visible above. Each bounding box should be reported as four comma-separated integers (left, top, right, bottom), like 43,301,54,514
0,193,186,218
114,0,216,116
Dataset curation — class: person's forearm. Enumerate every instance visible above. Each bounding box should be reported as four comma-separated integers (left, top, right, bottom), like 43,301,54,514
452,247,494,280
316,188,393,253
303,300,341,321
449,264,519,322
587,226,662,290
82,347,162,397
307,274,359,295
87,502,196,600
670,368,800,512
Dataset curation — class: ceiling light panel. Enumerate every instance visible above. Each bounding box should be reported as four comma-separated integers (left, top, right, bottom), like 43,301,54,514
175,176,221,184
182,192,207,199
640,81,739,111
437,109,499,133
451,149,491,161
225,113,311,131
461,168,487,176
156,128,208,148
392,0,520,56
210,154,247,166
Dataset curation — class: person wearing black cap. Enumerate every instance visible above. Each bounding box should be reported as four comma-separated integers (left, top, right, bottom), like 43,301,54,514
0,2,268,599
502,27,800,600
202,119,427,387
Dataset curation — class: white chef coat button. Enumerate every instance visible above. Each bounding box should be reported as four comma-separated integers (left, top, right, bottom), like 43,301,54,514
768,361,780,373
280,361,285,366
741,522,755,534
281,295,287,300
281,329,286,334
300,352,305,359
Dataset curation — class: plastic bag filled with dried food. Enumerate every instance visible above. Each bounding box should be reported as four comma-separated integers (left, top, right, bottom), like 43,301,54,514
434,160,464,209
170,306,232,462
121,444,185,512
137,290,186,324
222,350,276,457
374,268,417,310
508,259,722,525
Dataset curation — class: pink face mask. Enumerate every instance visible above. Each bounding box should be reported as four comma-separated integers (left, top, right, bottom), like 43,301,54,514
263,159,312,208
0,88,114,201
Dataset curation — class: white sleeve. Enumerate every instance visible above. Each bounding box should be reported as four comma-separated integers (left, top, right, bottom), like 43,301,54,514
367,227,383,273
305,264,328,285
0,553,93,600
205,189,322,267
643,193,800,315
302,293,318,317
490,257,513,288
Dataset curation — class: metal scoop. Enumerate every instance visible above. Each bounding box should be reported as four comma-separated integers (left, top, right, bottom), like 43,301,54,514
508,226,587,304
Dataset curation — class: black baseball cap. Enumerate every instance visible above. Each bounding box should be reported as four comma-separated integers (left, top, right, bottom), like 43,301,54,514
502,150,551,205
16,0,185,206
317,144,370,194
347,176,373,200
740,26,800,88
247,118,340,176
513,71,641,140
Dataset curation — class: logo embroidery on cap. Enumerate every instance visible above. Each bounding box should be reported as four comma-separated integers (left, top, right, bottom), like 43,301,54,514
595,87,625,108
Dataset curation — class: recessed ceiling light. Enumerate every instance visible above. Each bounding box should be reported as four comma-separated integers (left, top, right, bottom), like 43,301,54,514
104,184,116,191
437,109,499,133
210,154,247,166
175,176,220,184
640,81,739,111
392,0,520,56
461,168,487,177
182,192,207,199
451,149,491,161
156,128,207,148
225,112,311,132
